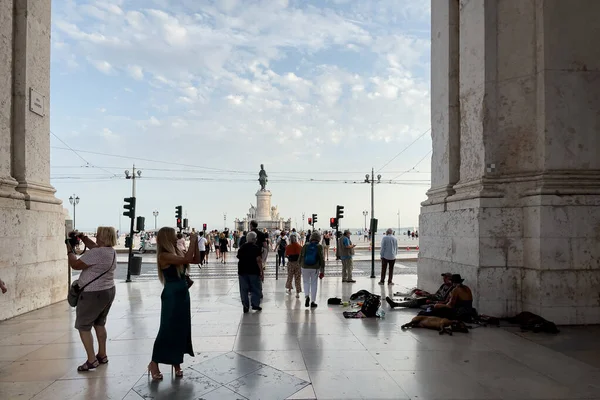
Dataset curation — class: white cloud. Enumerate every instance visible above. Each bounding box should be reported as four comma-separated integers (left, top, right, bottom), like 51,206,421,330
89,59,113,74
127,65,144,80
101,128,119,140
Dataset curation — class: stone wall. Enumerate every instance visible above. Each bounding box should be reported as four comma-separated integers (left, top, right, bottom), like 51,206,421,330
421,0,600,324
0,0,66,321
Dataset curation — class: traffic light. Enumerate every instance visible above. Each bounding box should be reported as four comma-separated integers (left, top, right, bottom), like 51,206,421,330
202,223,207,231
183,218,189,229
175,206,182,228
308,217,312,225
336,205,344,220
330,217,337,228
136,216,145,232
123,197,136,218
312,214,318,225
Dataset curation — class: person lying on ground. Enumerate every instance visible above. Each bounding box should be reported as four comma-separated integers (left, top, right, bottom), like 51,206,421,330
386,272,454,309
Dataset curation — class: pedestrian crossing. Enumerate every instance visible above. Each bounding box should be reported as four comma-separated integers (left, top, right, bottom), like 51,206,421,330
127,256,417,281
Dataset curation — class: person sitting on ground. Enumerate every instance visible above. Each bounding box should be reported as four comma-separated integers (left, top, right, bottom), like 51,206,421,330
386,273,454,309
434,274,475,319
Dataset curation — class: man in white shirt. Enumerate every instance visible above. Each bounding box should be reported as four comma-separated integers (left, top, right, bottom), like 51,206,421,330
379,228,398,285
197,231,208,267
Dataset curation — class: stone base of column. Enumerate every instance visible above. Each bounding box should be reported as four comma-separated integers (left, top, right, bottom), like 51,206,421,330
419,190,600,325
14,180,62,206
0,197,67,321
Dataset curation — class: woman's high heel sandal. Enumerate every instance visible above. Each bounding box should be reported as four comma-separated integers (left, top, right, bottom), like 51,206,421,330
172,365,184,378
147,362,163,381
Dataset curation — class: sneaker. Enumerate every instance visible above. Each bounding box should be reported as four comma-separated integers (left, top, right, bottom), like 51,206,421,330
252,306,262,312
295,293,300,298
378,281,385,285
348,279,356,283
310,302,318,308
305,296,310,307
243,306,249,313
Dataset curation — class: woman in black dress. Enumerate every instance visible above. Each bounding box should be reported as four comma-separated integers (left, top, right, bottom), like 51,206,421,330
148,227,198,380
219,231,229,264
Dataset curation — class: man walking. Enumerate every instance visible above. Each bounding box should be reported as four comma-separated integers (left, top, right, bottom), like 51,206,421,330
379,228,398,285
249,220,267,266
339,229,356,283
197,231,208,267
236,231,264,313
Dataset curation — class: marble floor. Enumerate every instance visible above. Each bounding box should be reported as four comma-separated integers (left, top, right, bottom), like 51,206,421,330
1,274,600,400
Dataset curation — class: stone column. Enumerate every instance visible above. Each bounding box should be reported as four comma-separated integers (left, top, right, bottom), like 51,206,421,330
425,0,460,204
255,190,272,221
11,0,59,204
0,0,65,321
0,0,18,196
421,0,600,324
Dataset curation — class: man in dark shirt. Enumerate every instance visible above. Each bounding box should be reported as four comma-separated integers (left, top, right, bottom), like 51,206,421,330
237,231,264,313
250,220,267,264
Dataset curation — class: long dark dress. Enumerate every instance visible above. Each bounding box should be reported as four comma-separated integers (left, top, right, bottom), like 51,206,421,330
152,265,194,364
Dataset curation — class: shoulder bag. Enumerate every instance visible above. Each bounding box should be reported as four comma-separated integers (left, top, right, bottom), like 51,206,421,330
68,252,116,307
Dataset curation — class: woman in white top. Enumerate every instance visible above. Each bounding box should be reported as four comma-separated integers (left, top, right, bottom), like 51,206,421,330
67,227,117,372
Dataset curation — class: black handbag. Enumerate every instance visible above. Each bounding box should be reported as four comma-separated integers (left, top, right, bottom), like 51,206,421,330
68,252,115,307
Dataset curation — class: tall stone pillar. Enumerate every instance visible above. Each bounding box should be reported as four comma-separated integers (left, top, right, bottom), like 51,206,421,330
255,190,272,221
420,0,600,324
0,0,65,320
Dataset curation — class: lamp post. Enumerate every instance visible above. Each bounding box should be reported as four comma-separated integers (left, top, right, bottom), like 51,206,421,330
224,212,227,230
364,168,381,278
153,210,159,229
124,166,142,283
362,210,368,232
68,194,80,230
302,212,305,231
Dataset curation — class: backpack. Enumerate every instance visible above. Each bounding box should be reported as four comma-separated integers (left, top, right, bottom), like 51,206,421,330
360,294,381,317
304,243,318,266
278,238,287,252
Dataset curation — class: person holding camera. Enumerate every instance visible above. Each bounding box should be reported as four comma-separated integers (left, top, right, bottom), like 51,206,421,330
148,227,199,380
66,227,117,372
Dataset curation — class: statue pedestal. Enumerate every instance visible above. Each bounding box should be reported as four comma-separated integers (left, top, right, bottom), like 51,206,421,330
255,190,272,221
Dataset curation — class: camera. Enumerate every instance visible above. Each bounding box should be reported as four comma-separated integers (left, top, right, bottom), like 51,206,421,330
65,231,82,252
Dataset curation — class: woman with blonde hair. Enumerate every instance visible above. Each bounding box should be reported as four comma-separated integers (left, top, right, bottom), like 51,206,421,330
148,227,199,380
67,227,117,372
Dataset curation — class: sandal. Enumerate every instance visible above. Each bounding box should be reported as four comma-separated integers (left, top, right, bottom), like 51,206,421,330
96,354,108,364
172,365,184,378
77,359,99,372
147,362,163,381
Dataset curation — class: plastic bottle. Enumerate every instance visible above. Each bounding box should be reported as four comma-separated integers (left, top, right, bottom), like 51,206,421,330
376,308,385,318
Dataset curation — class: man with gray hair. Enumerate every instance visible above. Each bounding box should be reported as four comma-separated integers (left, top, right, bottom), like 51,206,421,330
237,231,264,313
379,228,398,285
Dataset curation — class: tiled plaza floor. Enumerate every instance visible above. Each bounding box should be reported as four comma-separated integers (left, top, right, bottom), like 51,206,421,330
1,274,600,399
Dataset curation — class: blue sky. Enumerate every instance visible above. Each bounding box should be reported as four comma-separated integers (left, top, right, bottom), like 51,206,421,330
50,0,432,232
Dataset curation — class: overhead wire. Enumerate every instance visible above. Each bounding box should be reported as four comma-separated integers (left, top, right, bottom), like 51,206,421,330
376,127,431,173
389,150,433,181
50,132,118,178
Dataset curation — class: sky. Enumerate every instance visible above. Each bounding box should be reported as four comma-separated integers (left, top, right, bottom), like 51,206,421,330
50,0,432,233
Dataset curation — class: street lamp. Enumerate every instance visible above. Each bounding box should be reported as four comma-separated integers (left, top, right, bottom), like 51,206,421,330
362,210,368,231
69,194,80,230
224,212,227,229
364,168,382,278
153,210,159,229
